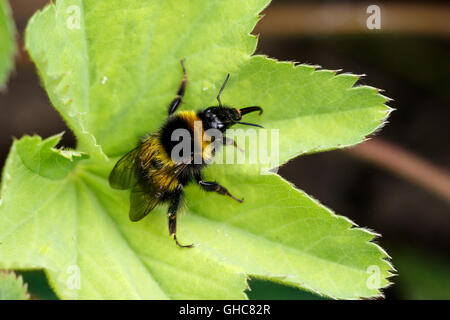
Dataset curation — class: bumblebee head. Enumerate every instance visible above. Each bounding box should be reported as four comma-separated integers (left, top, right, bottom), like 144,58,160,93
199,106,263,132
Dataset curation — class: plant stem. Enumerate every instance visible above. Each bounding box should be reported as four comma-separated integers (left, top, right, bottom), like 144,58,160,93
346,139,450,205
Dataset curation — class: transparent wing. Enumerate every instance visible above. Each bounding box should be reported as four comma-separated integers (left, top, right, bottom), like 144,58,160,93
129,184,162,222
128,162,189,222
109,147,140,190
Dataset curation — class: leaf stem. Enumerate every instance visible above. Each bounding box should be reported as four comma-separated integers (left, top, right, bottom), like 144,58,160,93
346,139,450,205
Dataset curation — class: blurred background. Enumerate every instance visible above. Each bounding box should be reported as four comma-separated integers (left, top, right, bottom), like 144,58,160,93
1,0,449,299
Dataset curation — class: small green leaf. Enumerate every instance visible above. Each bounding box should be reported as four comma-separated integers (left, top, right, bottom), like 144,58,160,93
0,0,15,87
0,272,29,300
0,0,393,299
15,134,88,180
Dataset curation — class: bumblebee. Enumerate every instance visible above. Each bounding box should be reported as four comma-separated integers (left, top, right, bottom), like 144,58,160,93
109,60,263,248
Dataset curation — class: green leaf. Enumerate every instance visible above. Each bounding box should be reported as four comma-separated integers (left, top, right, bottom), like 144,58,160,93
15,133,88,180
247,278,327,300
0,0,393,299
0,272,29,300
0,0,15,87
0,135,247,299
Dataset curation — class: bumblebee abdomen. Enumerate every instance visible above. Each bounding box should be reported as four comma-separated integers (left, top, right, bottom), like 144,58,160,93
139,134,179,191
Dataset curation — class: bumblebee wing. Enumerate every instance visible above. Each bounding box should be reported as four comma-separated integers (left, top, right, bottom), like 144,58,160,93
129,184,162,221
129,162,189,222
109,147,140,190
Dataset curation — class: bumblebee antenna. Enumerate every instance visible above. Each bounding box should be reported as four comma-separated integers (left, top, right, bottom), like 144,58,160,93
217,73,230,108
235,121,264,128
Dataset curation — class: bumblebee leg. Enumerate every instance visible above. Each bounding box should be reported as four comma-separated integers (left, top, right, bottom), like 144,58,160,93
223,136,243,152
168,60,187,115
167,188,193,248
194,173,243,203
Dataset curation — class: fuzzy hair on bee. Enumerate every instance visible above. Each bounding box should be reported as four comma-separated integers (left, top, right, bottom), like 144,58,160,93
109,60,263,248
